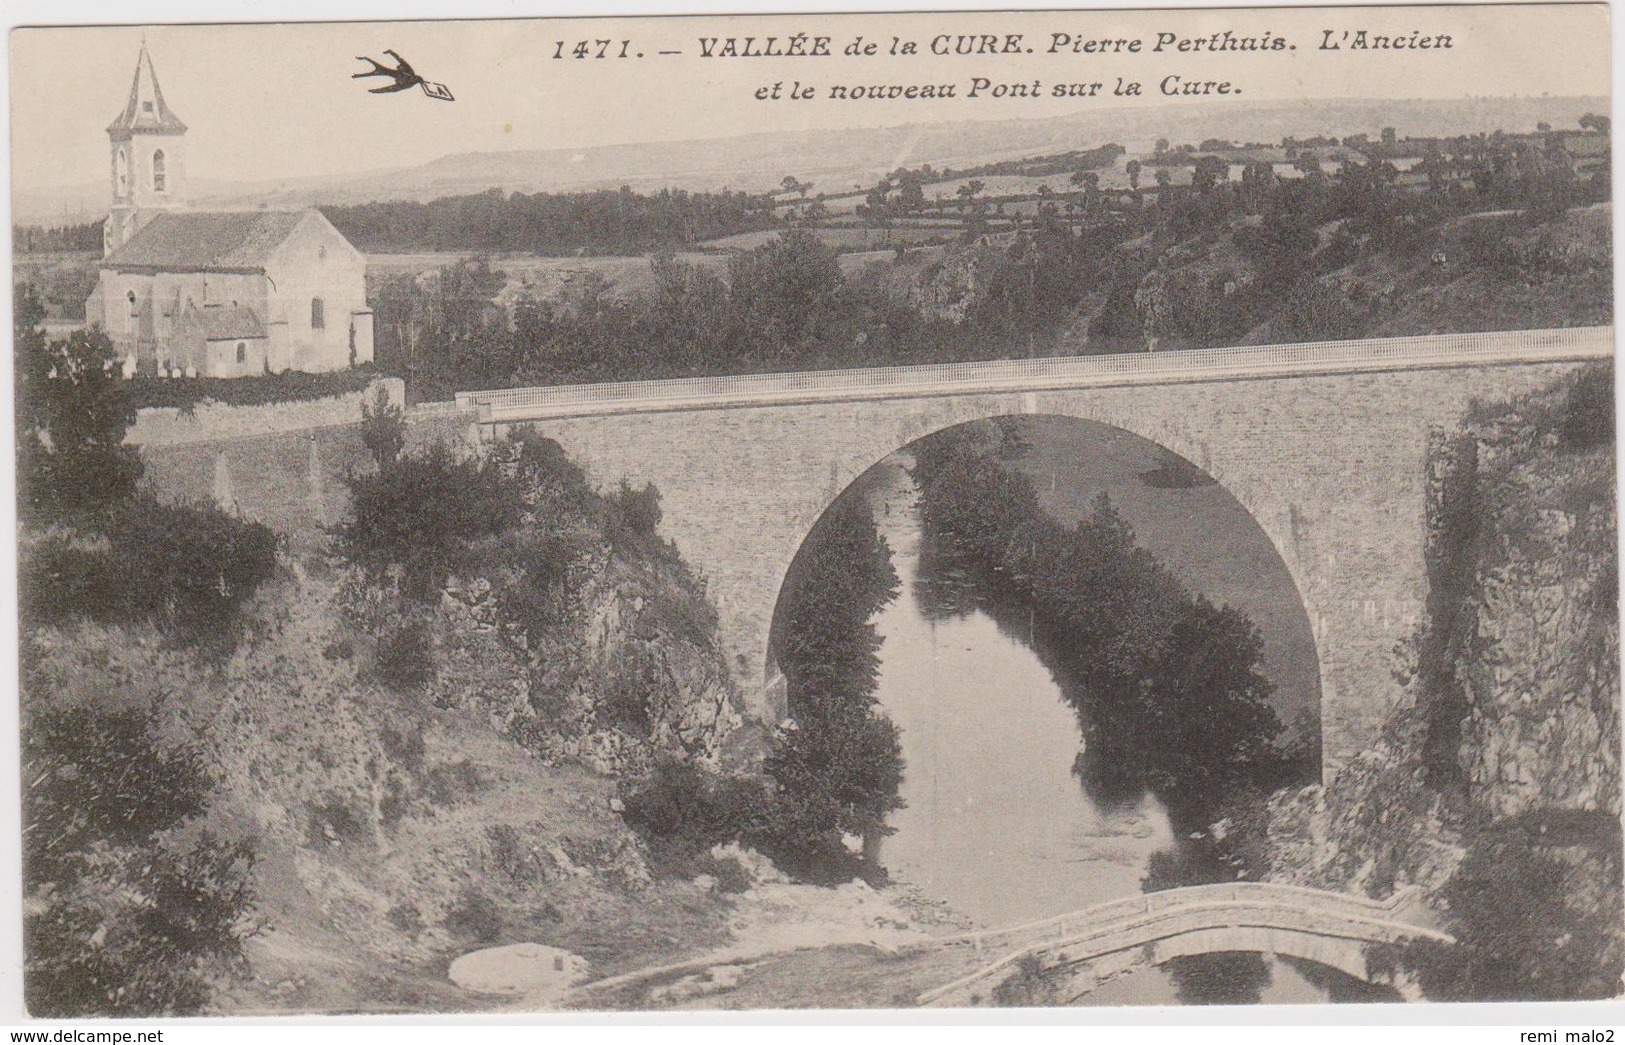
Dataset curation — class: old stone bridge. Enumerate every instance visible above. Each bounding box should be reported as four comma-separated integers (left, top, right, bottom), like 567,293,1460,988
455,326,1611,776
913,881,1452,1005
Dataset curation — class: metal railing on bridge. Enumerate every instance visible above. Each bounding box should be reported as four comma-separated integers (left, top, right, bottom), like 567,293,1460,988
455,326,1612,422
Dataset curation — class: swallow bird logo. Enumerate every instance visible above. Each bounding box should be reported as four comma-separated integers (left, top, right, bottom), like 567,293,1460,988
353,50,454,101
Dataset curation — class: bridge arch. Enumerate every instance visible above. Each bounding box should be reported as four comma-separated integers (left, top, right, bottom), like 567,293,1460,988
472,335,1600,776
762,411,1325,763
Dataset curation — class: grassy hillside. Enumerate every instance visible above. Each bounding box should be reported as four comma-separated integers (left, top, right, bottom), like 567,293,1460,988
18,413,771,1014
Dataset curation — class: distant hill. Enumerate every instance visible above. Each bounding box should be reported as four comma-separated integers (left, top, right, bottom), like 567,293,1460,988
13,96,1607,224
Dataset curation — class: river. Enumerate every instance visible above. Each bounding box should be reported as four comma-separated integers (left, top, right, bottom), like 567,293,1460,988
854,441,1391,1006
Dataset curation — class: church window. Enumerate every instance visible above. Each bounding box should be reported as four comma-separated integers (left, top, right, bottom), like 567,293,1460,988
142,101,154,113
153,150,166,192
116,149,128,194
236,342,247,364
310,297,325,330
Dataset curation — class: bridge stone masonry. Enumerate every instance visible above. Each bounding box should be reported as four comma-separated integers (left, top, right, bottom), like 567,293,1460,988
462,327,1610,778
912,881,1453,1006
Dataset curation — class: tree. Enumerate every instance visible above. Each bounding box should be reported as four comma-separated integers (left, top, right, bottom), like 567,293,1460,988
897,175,926,213
14,285,142,521
1579,112,1610,135
759,709,904,882
1191,155,1229,193
1126,159,1143,191
726,229,843,350
359,384,406,466
24,706,256,1016
334,442,523,599
763,491,904,881
1415,818,1623,1001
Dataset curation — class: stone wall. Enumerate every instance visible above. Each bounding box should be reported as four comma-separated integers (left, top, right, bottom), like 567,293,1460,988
126,378,406,447
133,385,477,551
492,360,1586,778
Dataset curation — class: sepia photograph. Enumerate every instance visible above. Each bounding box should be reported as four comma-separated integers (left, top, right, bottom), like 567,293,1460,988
6,1,1618,1020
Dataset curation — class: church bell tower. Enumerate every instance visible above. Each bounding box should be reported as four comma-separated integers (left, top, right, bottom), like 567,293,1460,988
105,43,188,256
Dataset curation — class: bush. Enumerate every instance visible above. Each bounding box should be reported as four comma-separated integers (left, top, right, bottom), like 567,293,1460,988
598,641,661,737
609,480,663,542
1414,815,1623,1001
359,384,406,466
1562,364,1614,450
19,497,278,646
376,621,435,692
19,539,125,629
619,758,770,876
386,902,423,937
444,887,502,945
334,442,522,600
15,292,143,521
755,711,904,885
109,496,280,644
124,366,379,411
23,706,256,1016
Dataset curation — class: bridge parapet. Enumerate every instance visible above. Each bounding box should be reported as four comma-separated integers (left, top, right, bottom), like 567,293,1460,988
457,327,1610,423
915,882,1452,1006
932,880,1429,950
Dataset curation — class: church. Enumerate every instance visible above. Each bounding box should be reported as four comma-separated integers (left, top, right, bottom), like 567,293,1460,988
85,45,374,378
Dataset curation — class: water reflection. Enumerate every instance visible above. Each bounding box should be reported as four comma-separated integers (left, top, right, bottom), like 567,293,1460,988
854,444,1369,1005
865,457,1181,927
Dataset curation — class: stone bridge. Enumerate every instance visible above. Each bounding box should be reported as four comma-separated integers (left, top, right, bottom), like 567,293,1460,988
912,881,1453,1006
456,326,1612,776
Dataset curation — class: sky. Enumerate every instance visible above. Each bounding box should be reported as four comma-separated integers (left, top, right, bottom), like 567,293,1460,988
7,3,1613,193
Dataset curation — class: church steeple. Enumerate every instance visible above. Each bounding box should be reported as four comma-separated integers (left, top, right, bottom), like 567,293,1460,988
104,42,188,256
107,42,187,140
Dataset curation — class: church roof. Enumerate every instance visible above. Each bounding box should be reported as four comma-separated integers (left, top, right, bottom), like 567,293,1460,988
101,210,308,272
184,304,268,341
108,43,187,139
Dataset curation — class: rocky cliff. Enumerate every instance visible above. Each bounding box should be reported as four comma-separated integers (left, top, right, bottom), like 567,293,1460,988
1247,363,1620,998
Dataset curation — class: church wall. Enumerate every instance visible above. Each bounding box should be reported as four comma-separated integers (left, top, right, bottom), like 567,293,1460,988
96,270,154,359
351,312,375,366
264,215,370,373
202,337,270,378
95,268,272,372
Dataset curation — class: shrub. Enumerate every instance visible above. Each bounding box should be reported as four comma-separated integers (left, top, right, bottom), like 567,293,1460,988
334,442,522,600
23,706,256,1016
305,793,368,848
376,621,435,692
1562,364,1614,450
619,758,770,876
19,497,278,646
15,292,143,522
19,539,125,629
359,384,406,466
386,902,423,937
444,887,502,945
124,366,379,411
484,824,535,883
423,760,485,806
108,496,280,644
609,481,663,541
1413,815,1623,1001
710,855,753,894
378,725,427,774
